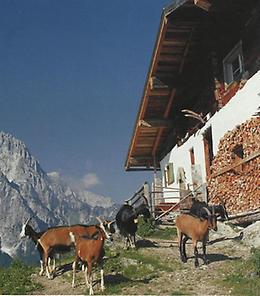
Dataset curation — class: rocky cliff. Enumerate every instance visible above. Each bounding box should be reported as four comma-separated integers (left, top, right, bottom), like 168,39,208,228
0,132,118,261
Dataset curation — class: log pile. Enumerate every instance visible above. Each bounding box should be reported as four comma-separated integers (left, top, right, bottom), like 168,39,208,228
208,117,260,215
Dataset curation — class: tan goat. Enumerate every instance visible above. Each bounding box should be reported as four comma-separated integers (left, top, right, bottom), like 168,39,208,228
175,207,217,267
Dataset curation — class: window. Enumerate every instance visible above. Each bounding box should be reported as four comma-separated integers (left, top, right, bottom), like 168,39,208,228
231,144,244,173
165,163,174,186
223,41,244,86
232,144,244,159
189,147,195,165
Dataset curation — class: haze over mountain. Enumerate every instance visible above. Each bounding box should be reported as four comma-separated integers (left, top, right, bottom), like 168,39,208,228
0,131,118,261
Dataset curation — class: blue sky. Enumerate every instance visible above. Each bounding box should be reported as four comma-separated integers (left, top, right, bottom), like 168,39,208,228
0,0,170,203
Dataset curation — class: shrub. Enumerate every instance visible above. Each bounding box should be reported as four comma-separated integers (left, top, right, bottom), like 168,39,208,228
137,217,157,237
137,217,177,239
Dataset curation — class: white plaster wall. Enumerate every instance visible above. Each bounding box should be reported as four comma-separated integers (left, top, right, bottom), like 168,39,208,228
160,70,260,202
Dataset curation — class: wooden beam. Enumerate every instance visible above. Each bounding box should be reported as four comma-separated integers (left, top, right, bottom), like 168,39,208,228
159,54,183,63
194,0,211,12
152,88,177,156
179,29,193,74
211,150,260,178
129,156,154,166
149,76,168,90
149,88,171,96
139,118,174,128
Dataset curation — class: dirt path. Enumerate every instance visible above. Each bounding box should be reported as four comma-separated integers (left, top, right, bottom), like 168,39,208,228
121,237,247,295
31,229,250,295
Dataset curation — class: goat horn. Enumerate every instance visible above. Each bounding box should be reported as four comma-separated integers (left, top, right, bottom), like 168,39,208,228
202,207,211,216
212,206,215,215
25,213,37,225
96,217,103,224
24,217,32,225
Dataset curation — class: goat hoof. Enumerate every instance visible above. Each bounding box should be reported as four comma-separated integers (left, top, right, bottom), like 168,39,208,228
204,260,209,265
47,274,54,280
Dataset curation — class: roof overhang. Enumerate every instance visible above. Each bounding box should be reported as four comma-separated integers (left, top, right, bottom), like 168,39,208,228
125,0,211,171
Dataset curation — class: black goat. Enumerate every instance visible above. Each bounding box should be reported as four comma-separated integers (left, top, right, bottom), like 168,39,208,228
115,203,150,249
189,199,229,221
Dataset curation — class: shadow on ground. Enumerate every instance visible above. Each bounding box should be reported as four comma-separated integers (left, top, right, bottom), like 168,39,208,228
183,253,241,265
104,273,156,286
136,239,159,248
208,232,244,245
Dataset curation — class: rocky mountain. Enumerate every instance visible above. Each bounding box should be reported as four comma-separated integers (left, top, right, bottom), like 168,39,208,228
0,132,118,262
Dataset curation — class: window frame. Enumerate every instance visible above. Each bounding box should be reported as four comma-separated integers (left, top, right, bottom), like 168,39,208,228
165,162,174,186
223,41,244,87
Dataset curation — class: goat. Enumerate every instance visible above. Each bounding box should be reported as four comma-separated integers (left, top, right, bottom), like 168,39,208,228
70,223,110,294
37,218,113,279
175,207,217,267
189,199,229,221
115,203,150,249
20,216,57,275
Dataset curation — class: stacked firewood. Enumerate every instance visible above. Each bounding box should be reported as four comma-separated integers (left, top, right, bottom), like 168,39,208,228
208,117,260,214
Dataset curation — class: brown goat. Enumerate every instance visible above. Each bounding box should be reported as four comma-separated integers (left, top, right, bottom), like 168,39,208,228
37,219,112,279
70,225,110,294
175,207,217,267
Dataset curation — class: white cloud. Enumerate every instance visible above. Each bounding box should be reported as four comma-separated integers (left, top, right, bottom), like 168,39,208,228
81,173,101,189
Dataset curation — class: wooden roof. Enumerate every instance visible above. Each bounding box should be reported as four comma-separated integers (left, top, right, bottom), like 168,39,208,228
125,0,250,171
125,0,210,171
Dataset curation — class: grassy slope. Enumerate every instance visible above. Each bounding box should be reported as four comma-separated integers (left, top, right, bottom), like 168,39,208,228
0,261,42,295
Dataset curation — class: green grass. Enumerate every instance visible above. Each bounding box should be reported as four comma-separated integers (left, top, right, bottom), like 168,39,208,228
69,245,177,295
219,247,260,296
251,247,260,275
137,217,177,239
0,260,42,295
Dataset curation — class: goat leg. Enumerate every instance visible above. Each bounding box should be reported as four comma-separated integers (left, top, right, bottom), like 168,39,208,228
52,258,56,272
133,234,136,248
84,265,89,287
182,236,189,263
202,239,209,265
178,231,186,263
124,236,130,249
193,242,199,268
87,263,94,295
44,252,53,279
100,265,105,292
130,234,136,249
39,260,44,276
72,260,77,288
